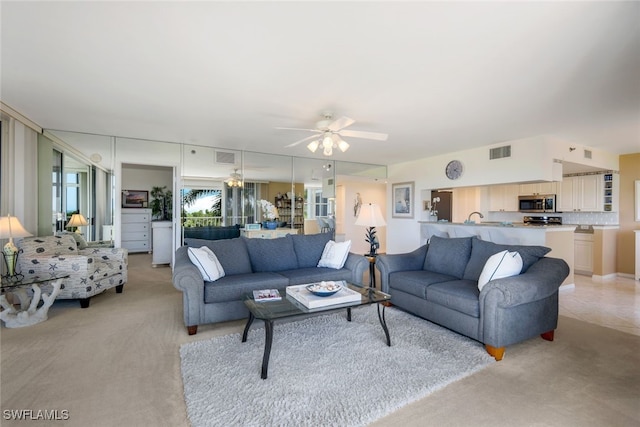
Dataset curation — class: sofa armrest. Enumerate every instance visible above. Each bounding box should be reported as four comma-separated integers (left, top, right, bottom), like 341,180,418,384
343,253,368,286
481,257,570,308
376,245,428,293
79,247,128,262
172,246,206,327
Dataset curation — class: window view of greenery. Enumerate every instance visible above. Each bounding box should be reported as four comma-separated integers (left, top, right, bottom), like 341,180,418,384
181,189,222,227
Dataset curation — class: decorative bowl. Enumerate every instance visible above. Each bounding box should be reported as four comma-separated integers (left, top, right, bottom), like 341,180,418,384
306,281,342,297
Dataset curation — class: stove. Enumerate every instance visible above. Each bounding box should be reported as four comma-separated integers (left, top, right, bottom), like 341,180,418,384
523,216,563,226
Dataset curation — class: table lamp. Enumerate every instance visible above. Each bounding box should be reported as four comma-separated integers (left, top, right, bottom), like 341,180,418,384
355,203,386,256
66,213,88,233
0,214,33,280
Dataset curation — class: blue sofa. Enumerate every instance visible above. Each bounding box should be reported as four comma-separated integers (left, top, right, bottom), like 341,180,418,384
183,225,241,241
376,236,570,360
172,233,368,335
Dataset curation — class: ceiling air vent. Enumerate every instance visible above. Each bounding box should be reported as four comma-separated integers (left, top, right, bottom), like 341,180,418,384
489,145,511,160
584,149,592,159
215,150,236,164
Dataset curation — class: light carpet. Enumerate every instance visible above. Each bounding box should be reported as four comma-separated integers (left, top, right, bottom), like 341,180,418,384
180,305,494,427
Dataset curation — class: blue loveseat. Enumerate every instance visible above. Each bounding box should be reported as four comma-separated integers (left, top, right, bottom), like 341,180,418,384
172,233,368,335
376,236,570,360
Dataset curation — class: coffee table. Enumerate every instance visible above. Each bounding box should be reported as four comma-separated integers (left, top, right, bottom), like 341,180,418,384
242,283,391,379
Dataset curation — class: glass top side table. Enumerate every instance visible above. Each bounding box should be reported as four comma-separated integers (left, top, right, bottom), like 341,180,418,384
1,274,69,328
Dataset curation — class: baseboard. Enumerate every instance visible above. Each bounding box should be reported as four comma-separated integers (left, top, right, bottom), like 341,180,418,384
559,283,575,292
616,272,638,280
592,273,617,282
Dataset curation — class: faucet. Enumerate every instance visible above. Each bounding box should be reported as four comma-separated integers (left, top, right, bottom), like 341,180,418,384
467,211,484,222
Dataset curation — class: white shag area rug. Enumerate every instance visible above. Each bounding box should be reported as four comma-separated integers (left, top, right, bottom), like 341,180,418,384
180,306,493,427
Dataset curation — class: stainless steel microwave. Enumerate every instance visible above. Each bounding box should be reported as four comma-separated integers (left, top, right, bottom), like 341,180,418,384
518,195,556,213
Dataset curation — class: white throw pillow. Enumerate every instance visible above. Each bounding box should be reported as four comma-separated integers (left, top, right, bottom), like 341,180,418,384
188,246,226,282
317,240,352,269
478,250,523,291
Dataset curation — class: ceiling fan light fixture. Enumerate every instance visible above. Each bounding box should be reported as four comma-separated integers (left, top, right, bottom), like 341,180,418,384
226,169,243,187
323,145,333,156
337,139,349,152
307,140,319,153
322,134,333,149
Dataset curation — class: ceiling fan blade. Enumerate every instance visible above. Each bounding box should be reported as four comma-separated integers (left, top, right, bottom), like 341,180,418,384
339,129,389,141
275,127,322,133
284,134,320,148
328,116,355,132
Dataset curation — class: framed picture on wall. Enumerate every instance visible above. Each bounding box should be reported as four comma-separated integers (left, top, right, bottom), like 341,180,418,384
122,190,148,208
392,182,414,218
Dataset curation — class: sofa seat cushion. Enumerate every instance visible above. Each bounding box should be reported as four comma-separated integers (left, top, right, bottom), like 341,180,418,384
389,270,458,299
426,280,480,317
184,237,252,275
423,236,473,279
244,236,299,272
289,233,332,268
463,238,551,281
278,267,353,286
204,272,289,303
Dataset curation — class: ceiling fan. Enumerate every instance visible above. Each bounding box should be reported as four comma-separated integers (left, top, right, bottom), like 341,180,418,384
277,113,388,156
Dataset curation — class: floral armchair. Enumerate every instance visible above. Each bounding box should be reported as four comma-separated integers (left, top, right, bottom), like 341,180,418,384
17,235,128,308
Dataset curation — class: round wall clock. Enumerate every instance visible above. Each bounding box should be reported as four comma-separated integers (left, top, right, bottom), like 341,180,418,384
445,160,464,180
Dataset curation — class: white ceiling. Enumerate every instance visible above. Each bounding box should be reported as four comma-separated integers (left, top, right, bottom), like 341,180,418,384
2,1,639,167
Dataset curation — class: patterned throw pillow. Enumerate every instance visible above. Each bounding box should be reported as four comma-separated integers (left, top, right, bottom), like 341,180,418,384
188,246,226,282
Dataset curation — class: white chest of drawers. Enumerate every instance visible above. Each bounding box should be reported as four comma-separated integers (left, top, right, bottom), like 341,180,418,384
121,208,151,253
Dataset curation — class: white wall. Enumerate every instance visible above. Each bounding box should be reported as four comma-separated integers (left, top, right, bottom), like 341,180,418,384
337,179,387,255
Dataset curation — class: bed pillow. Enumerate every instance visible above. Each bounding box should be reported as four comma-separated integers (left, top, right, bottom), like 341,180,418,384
188,246,226,282
478,250,523,291
317,240,352,269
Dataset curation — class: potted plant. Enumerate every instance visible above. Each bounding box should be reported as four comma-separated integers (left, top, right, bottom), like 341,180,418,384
150,186,173,221
259,199,279,229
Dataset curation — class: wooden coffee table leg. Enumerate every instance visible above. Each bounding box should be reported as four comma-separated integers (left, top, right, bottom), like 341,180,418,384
261,320,274,379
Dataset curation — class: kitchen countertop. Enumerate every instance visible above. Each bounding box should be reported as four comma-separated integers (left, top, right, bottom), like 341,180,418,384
418,221,577,232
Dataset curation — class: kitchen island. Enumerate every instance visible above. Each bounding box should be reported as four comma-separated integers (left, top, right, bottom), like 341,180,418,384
419,221,576,286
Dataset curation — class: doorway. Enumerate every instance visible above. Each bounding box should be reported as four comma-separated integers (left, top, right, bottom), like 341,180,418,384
431,190,452,222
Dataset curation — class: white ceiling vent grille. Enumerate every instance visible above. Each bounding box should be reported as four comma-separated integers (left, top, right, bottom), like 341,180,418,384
215,150,236,164
489,145,511,160
584,149,592,159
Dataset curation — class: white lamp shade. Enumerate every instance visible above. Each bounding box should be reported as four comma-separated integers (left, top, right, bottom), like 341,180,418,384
66,213,88,228
0,215,32,240
355,203,386,227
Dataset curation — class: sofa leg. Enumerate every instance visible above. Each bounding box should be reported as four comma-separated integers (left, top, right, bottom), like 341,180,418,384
79,298,91,309
187,325,198,335
115,284,124,294
541,330,555,341
485,344,505,361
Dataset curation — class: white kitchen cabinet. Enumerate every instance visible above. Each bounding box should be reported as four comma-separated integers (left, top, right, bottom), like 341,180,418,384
488,184,519,212
519,182,557,195
557,175,603,212
574,233,594,275
152,221,172,266
121,208,151,253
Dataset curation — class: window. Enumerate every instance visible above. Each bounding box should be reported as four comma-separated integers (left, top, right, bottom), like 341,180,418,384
306,188,333,218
